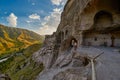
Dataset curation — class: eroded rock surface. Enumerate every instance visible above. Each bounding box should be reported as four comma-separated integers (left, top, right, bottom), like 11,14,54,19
34,48,91,80
32,0,120,80
34,46,120,80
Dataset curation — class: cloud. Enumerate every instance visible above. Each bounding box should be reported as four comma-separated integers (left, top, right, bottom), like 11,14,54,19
37,8,62,35
51,0,67,6
7,13,18,27
38,24,56,35
36,0,67,35
29,13,40,20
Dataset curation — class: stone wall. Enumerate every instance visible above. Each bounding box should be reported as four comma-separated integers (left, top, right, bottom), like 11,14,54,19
84,32,112,46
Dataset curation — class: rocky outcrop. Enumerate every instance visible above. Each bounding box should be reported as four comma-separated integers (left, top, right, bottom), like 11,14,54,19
33,33,59,69
34,48,91,80
32,32,91,80
34,45,120,80
32,0,120,80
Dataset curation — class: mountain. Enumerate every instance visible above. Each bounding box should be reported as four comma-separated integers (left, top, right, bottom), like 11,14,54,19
0,24,44,55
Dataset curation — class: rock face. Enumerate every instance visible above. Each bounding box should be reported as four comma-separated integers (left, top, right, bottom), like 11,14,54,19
32,0,120,80
34,47,91,80
33,33,59,69
57,0,120,50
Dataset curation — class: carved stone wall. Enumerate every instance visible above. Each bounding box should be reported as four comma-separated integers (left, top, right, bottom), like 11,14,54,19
56,0,120,50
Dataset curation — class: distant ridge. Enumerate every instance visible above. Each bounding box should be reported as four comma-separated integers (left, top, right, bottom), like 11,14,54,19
0,24,44,54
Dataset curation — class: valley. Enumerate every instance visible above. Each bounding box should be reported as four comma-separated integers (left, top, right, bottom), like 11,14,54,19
0,24,44,80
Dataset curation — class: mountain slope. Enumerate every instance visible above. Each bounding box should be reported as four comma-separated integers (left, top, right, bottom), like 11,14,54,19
0,24,44,54
0,43,44,80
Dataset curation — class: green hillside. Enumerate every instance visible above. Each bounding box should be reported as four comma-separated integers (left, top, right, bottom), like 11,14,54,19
0,43,44,80
0,24,44,56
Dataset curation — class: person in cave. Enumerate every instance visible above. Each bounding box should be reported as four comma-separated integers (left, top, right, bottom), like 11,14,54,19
70,38,78,51
73,40,78,51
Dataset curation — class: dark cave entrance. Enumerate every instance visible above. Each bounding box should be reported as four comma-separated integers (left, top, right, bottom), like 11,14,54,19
94,10,113,29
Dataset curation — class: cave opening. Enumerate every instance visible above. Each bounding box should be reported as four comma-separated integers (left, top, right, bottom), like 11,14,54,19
94,10,113,29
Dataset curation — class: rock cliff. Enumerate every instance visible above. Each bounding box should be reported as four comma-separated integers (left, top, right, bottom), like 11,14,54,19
33,0,120,80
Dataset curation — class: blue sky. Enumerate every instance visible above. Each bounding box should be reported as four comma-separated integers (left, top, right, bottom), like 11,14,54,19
0,0,67,35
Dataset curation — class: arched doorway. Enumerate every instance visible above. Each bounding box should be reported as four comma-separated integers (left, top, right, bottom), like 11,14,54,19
94,11,113,29
83,11,114,47
60,36,78,51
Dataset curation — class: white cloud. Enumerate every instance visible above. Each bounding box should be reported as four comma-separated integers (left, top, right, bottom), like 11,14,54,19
38,25,56,35
51,0,67,6
7,13,18,27
29,13,40,20
37,8,62,35
36,0,67,35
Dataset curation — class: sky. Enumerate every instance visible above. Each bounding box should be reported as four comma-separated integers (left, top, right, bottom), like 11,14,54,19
0,0,67,35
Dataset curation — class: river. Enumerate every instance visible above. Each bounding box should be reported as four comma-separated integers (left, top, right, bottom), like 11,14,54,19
0,58,8,63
